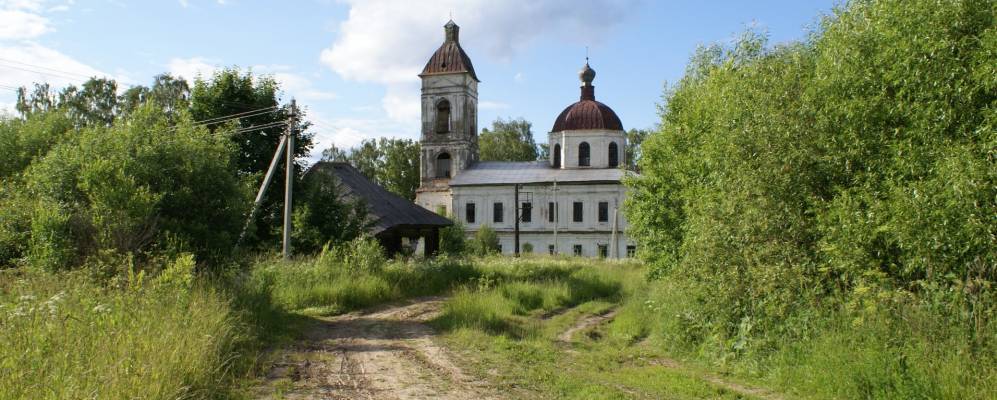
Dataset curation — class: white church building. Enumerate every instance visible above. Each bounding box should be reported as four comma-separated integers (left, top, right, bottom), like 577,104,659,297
414,21,635,258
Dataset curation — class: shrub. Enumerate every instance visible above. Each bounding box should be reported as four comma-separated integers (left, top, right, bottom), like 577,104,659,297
13,104,250,269
470,224,500,256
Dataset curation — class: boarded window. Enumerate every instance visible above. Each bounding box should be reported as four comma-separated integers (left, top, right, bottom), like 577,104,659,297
436,153,452,178
465,203,475,224
435,99,451,133
608,142,619,167
578,142,590,166
573,202,583,222
493,202,504,223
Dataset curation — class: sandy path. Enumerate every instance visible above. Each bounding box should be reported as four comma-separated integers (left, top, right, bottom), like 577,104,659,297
557,308,620,342
256,296,498,400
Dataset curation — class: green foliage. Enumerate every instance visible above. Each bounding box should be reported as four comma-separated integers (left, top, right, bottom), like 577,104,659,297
0,268,246,399
321,137,421,200
626,0,997,396
440,218,467,256
292,168,370,254
251,250,479,315
0,112,74,179
469,224,501,256
479,117,540,161
8,105,250,269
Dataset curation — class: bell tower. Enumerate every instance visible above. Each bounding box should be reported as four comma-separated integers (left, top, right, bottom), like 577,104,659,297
415,20,480,214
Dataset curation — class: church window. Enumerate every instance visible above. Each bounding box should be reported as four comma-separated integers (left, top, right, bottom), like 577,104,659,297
553,144,561,168
466,203,476,224
598,244,609,258
598,202,609,222
435,152,452,178
626,245,636,258
608,142,619,168
435,99,451,133
493,202,504,223
573,202,583,222
573,245,583,256
548,202,556,222
548,245,556,255
578,142,590,166
521,202,532,223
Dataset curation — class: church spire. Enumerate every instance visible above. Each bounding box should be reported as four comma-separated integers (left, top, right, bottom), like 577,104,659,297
579,60,596,101
445,20,459,42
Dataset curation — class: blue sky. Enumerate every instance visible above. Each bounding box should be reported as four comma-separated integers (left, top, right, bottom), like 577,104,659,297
0,0,839,163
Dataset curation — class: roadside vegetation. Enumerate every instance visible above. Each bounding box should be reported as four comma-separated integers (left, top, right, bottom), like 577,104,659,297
625,0,996,398
1,0,993,399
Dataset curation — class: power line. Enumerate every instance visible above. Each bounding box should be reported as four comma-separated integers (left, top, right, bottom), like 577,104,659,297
0,58,99,80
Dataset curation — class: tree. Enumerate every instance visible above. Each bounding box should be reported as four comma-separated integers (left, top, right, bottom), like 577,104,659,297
479,117,539,161
321,138,421,200
627,0,996,349
190,67,313,176
292,168,371,254
190,68,314,247
624,128,649,171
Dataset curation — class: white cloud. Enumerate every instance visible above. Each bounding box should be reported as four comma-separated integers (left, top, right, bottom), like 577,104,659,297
167,56,219,81
320,0,636,124
0,10,50,39
305,114,416,164
0,42,108,89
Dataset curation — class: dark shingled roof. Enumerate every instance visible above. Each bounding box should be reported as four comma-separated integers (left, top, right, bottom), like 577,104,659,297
305,162,451,235
420,20,480,82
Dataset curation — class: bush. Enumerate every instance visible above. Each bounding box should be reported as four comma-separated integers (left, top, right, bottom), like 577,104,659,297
439,218,467,256
8,104,250,269
469,224,500,256
627,0,996,350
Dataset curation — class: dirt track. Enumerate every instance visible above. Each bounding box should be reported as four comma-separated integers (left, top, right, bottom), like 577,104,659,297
256,296,497,400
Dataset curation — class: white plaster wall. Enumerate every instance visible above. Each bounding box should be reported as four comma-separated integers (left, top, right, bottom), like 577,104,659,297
547,129,626,169
452,182,633,257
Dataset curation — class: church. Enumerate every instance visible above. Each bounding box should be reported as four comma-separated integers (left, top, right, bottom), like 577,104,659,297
414,21,635,258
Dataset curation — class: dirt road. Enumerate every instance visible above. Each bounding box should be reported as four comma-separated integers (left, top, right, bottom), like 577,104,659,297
256,296,497,400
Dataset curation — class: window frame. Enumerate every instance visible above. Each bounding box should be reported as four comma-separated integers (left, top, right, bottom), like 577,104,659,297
598,201,609,223
493,202,504,223
521,202,532,223
578,142,591,166
573,201,584,223
465,202,476,224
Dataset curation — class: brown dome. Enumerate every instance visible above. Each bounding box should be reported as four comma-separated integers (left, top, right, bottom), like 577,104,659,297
552,100,623,132
551,61,623,132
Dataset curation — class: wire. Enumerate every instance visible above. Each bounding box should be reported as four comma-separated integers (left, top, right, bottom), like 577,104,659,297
188,106,278,127
0,58,99,80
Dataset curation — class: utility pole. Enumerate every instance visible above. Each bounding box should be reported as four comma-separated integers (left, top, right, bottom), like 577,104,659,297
282,99,297,260
235,135,287,249
514,183,520,257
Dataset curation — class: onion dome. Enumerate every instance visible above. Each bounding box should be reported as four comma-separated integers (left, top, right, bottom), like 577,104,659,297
551,61,623,132
420,20,480,82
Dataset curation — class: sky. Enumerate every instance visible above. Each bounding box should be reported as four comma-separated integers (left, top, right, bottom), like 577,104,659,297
0,0,839,163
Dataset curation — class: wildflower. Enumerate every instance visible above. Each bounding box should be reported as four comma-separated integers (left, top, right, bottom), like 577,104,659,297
17,295,36,302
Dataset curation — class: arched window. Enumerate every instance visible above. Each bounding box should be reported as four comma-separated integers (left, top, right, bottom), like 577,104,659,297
435,152,452,178
608,142,619,168
578,142,590,166
435,99,451,133
553,144,561,168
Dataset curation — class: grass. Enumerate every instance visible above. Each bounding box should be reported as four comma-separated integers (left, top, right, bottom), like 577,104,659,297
431,256,759,399
0,269,251,399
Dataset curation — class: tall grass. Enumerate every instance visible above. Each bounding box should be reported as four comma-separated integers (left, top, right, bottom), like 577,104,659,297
0,270,248,399
252,252,480,315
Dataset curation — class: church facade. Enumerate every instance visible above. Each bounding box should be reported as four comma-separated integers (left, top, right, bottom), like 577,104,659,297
414,21,634,258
